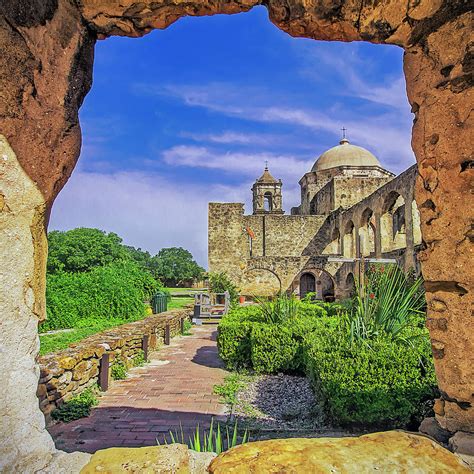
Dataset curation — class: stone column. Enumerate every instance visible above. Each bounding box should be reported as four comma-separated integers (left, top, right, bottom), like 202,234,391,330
404,12,473,435
374,212,382,259
403,193,415,271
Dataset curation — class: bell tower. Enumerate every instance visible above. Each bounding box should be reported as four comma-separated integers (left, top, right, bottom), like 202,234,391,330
252,164,284,215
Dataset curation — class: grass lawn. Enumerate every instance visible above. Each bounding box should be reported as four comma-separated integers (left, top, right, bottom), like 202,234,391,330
167,296,194,310
39,297,193,355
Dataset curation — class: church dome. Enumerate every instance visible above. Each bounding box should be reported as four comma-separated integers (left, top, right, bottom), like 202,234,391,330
312,138,381,172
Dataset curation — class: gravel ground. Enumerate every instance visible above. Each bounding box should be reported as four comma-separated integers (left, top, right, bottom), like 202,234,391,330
233,374,327,431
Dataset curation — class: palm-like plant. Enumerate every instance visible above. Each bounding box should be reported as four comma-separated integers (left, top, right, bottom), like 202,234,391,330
346,265,425,345
255,293,298,324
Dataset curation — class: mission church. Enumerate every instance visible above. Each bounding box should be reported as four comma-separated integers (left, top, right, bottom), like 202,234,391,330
208,136,422,299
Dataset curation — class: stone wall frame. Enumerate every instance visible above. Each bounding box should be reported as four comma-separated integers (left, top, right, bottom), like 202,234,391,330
0,0,472,471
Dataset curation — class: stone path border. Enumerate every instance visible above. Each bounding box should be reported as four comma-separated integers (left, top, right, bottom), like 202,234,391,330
48,326,228,453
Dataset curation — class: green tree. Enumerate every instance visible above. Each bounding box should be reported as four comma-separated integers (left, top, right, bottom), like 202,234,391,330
124,245,153,272
47,228,130,273
152,247,204,287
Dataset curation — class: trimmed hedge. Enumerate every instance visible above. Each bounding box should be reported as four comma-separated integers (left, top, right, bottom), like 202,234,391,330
217,303,335,374
305,326,437,428
250,324,298,374
217,320,253,371
217,301,437,429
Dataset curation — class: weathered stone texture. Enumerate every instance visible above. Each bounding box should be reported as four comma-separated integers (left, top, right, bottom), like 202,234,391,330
81,444,215,474
0,0,472,471
208,431,471,473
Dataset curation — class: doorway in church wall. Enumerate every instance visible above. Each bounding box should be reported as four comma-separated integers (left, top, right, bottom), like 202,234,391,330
300,270,335,301
300,273,316,299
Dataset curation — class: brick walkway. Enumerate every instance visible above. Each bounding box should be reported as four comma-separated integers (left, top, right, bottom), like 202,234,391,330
48,325,228,453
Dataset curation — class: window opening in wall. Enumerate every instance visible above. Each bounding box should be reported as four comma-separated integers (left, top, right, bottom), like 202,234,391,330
264,192,273,212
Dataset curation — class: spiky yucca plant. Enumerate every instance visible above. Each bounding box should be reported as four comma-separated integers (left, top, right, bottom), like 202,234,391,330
255,293,298,324
159,418,249,454
346,265,425,345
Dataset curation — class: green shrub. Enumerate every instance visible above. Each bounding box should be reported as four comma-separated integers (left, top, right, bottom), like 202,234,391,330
133,349,146,367
51,387,99,422
224,305,262,322
305,325,437,428
250,324,298,373
297,302,328,319
218,300,338,373
183,319,193,335
42,261,162,332
111,360,127,380
217,321,253,370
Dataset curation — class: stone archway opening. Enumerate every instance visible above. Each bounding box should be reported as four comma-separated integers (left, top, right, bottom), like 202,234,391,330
345,272,356,298
343,220,355,258
381,191,407,253
0,1,472,471
300,272,316,299
359,208,376,257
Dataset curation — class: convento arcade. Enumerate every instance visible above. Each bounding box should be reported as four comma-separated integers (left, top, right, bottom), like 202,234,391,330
208,137,422,299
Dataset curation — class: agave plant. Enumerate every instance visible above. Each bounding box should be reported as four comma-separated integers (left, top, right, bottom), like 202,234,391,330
255,293,299,324
160,418,249,454
346,265,425,345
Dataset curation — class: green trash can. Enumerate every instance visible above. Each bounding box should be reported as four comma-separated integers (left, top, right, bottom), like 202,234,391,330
151,292,168,314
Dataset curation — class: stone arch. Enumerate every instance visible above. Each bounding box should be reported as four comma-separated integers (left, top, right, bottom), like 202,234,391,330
0,1,472,469
242,266,281,297
359,208,376,257
381,191,407,252
343,220,355,258
294,269,335,302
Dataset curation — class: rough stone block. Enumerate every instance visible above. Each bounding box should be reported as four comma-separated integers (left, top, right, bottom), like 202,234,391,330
419,417,452,444
208,432,470,473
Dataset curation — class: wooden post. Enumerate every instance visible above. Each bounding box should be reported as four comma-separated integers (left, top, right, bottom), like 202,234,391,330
99,353,110,391
164,324,170,345
180,317,185,334
142,335,149,361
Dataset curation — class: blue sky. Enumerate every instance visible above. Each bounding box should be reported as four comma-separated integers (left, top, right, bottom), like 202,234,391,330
50,6,414,267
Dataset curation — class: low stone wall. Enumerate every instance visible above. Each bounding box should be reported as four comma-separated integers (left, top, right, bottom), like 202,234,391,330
37,309,191,424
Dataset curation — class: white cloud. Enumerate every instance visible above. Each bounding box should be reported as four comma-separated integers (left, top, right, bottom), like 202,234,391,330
138,80,414,173
162,145,312,184
181,130,281,146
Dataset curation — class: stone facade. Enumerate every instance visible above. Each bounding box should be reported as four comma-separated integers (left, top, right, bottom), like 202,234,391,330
38,309,189,425
0,1,472,471
209,148,422,300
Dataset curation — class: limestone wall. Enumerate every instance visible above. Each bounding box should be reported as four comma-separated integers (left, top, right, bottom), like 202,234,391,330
332,176,393,210
209,202,327,295
38,309,189,425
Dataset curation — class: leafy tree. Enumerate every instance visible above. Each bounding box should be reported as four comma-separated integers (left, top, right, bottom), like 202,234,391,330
47,228,130,273
152,247,204,287
124,245,154,272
